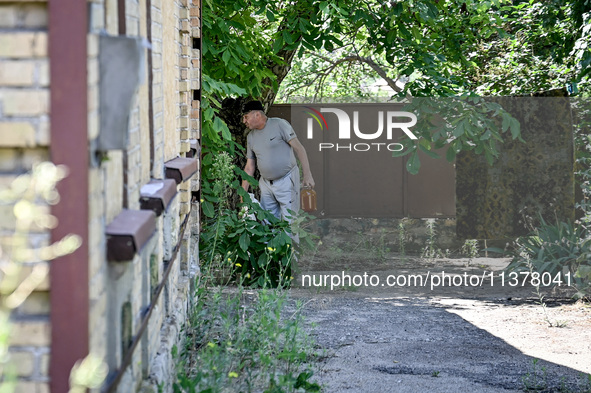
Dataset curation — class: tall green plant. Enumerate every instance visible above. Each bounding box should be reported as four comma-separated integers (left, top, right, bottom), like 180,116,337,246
503,218,591,299
174,286,320,392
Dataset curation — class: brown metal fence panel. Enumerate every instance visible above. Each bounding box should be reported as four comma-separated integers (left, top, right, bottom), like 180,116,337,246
269,103,456,218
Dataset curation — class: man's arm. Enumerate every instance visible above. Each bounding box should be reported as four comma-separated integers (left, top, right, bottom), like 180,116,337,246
289,138,315,188
242,158,256,193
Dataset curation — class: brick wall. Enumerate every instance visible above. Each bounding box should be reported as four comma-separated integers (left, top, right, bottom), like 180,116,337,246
0,0,201,391
0,1,51,392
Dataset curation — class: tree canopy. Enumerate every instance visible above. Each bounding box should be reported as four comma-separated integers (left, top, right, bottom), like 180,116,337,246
201,0,591,174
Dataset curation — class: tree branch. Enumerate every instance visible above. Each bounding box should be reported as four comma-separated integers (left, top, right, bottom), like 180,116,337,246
309,52,404,93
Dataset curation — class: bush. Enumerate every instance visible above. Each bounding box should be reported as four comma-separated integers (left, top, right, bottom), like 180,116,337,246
174,286,320,393
200,200,296,288
503,217,591,299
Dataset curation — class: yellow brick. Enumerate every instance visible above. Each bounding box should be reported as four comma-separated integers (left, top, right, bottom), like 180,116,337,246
37,119,49,145
180,91,190,105
9,350,35,377
0,89,49,116
180,19,190,33
20,147,49,170
22,3,48,29
88,34,99,57
178,180,190,191
0,61,35,86
40,353,49,376
38,59,49,87
0,32,47,58
179,189,190,203
88,111,99,140
13,382,50,393
190,67,199,80
9,319,50,346
178,81,189,92
88,58,99,85
180,140,190,153
0,122,36,147
0,5,18,28
18,291,50,315
0,148,19,171
38,383,49,393
13,381,37,393
191,121,200,138
179,202,190,215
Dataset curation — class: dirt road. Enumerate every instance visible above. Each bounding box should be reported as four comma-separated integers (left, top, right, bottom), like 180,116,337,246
290,256,591,392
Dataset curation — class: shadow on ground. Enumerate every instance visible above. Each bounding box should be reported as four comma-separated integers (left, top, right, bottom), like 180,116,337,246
287,254,591,392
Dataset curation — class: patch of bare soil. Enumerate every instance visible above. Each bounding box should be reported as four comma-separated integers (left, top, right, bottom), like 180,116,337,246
287,254,591,392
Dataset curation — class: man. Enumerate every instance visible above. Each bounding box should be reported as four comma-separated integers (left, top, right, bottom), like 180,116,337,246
241,100,315,221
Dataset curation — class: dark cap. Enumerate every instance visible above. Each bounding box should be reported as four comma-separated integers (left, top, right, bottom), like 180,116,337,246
242,100,264,114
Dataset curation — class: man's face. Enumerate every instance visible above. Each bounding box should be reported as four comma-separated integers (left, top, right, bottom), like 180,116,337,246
242,111,262,130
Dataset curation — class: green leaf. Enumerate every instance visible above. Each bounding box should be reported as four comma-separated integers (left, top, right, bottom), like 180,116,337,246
202,201,215,218
419,144,440,159
272,35,284,54
509,117,521,139
446,146,457,162
283,30,294,45
239,233,250,252
406,151,421,174
266,9,275,22
256,253,268,269
222,50,231,64
501,114,510,132
453,121,465,137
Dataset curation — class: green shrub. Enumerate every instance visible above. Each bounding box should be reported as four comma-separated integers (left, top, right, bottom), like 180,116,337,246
503,218,591,299
200,200,296,288
174,286,320,393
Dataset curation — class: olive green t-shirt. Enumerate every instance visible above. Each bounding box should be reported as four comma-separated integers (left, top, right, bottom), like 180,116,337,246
246,117,297,180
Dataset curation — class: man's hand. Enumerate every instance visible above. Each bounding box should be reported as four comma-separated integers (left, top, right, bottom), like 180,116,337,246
302,172,315,188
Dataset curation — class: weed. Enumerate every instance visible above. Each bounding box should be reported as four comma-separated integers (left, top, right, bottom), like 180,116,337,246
518,252,571,328
521,359,591,393
200,145,316,288
174,282,320,392
431,371,440,377
326,244,344,264
498,217,591,299
522,358,548,392
398,220,407,260
461,239,479,262
421,219,448,260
